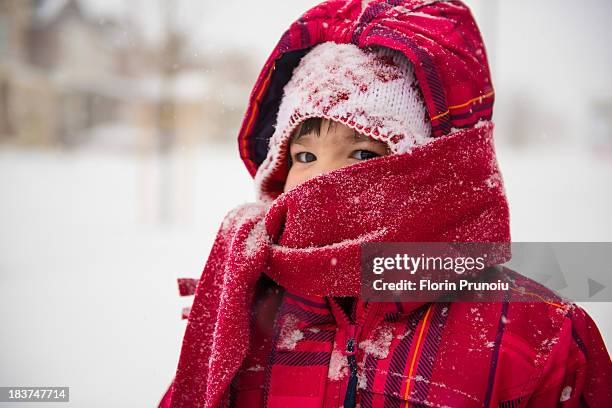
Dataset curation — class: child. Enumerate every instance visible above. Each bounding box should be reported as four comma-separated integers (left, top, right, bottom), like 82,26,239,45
159,1,611,407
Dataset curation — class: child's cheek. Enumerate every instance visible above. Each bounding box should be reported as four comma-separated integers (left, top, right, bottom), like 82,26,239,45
284,164,313,193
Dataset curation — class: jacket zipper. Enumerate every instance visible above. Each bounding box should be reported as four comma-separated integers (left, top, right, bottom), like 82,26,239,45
343,334,358,408
342,323,360,408
329,298,378,408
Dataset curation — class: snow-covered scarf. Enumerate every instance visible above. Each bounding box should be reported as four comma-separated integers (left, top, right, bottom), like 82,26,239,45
167,121,511,407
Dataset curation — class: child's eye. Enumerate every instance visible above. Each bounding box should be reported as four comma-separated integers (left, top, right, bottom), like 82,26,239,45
295,151,317,163
351,150,380,160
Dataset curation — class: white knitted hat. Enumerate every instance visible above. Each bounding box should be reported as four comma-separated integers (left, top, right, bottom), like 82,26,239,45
255,41,432,201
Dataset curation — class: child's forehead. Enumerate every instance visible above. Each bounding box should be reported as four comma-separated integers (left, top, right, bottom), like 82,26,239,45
293,120,373,143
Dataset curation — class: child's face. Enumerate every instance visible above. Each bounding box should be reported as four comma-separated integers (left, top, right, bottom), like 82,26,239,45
283,119,390,192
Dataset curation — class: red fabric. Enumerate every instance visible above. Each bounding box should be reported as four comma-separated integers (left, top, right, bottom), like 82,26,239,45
230,282,612,407
163,122,512,407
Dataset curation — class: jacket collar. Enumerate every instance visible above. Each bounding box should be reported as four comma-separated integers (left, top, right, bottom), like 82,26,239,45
283,288,427,331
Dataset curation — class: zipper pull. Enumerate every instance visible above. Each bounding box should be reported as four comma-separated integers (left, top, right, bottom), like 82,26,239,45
346,337,355,354
344,324,360,356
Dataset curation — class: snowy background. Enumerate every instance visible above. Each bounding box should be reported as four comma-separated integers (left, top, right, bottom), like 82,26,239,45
1,0,611,407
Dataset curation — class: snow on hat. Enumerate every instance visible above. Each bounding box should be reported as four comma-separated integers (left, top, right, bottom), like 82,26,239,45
254,41,432,201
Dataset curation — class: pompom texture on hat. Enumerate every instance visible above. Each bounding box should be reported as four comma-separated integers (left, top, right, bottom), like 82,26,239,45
254,41,432,201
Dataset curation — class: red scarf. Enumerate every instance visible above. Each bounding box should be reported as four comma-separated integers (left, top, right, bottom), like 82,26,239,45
167,121,510,407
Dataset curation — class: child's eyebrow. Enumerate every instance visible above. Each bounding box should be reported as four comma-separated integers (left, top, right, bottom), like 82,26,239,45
290,129,376,145
290,133,312,146
346,131,376,143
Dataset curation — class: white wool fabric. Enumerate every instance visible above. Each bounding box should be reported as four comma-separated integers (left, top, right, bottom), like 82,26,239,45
255,41,432,201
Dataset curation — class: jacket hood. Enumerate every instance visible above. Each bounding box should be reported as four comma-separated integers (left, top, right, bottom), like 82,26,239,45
237,0,494,200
